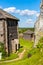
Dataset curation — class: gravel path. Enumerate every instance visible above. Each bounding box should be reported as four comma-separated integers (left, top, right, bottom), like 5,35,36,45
0,49,26,63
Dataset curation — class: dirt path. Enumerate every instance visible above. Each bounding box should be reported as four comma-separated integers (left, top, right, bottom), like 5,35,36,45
0,49,26,63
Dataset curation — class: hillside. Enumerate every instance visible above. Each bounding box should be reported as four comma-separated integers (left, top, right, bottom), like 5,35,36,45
19,28,34,33
0,37,43,65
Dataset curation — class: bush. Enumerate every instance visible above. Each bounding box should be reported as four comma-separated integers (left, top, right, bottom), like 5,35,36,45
2,50,7,58
0,42,7,58
37,37,43,49
0,42,4,52
39,37,43,43
28,48,38,55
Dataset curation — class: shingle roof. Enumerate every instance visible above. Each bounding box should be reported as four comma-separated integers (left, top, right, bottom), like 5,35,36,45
23,30,34,34
0,9,19,21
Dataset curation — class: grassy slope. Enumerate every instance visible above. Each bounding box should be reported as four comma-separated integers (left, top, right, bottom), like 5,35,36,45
19,38,33,49
0,38,43,65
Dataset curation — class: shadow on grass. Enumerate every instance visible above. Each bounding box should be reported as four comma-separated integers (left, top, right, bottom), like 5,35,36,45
20,46,23,48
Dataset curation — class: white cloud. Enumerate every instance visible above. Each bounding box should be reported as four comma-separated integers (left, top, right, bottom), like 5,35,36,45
4,7,39,17
15,9,20,13
4,7,21,14
4,7,16,13
26,19,34,24
20,9,37,16
36,13,40,17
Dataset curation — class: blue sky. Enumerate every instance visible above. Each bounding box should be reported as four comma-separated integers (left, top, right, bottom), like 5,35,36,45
0,0,41,28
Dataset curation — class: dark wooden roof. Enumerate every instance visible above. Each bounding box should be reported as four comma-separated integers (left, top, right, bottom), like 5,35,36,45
23,30,34,34
0,9,19,21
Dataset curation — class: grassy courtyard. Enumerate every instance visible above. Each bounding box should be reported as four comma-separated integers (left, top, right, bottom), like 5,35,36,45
0,38,43,65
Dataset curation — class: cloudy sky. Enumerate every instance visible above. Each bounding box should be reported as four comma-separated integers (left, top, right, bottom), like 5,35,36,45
0,0,40,28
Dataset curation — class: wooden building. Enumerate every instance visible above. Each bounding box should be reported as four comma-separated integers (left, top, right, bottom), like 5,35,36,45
23,30,34,40
0,9,20,54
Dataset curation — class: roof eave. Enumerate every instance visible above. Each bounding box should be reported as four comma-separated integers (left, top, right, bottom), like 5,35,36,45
6,17,20,21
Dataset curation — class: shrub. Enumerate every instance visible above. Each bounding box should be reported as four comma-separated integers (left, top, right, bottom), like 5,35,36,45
2,50,7,58
28,48,38,56
0,42,7,58
0,42,4,52
39,37,43,43
37,37,43,48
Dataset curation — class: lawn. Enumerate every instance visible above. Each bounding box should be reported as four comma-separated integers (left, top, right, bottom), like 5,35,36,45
19,38,33,49
1,53,18,61
0,38,43,65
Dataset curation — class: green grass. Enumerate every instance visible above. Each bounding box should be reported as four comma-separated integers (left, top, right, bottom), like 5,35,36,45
1,49,43,65
0,38,43,65
18,47,24,53
1,53,18,61
19,38,33,49
19,38,33,60
1,53,43,65
5,53,18,60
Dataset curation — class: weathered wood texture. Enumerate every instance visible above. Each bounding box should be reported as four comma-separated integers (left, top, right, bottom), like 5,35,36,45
23,30,34,40
23,33,34,40
0,9,20,54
